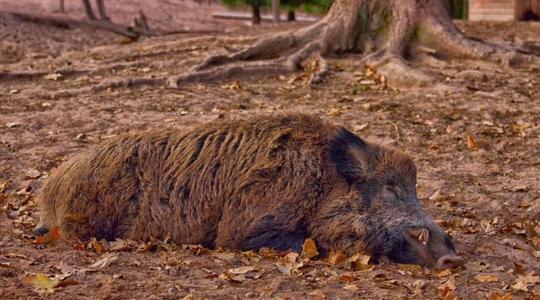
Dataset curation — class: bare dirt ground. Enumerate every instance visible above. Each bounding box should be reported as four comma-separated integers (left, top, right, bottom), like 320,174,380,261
1,1,539,299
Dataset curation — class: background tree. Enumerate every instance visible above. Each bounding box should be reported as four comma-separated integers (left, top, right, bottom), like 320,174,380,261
81,0,109,21
171,0,540,88
442,0,467,19
300,0,332,15
59,0,66,13
281,0,303,21
220,0,269,25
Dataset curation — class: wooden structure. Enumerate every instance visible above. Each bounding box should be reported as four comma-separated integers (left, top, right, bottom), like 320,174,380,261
469,0,540,21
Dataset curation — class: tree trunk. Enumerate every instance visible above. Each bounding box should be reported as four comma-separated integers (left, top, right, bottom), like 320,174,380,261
287,10,295,22
96,0,110,21
272,0,280,22
169,0,540,88
59,0,66,13
82,0,96,20
252,4,261,25
442,0,454,18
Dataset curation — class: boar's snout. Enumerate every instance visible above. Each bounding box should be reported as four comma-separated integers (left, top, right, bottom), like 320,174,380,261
390,226,464,269
436,254,465,270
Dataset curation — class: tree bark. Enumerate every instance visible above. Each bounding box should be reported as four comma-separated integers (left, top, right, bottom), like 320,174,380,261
287,10,295,22
272,0,280,22
169,0,540,88
82,0,96,20
96,0,110,21
252,4,261,25
59,0,66,13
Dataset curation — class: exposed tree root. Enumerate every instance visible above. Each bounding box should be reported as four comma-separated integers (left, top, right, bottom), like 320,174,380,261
0,61,152,82
170,59,291,88
169,0,540,89
0,68,81,81
38,77,167,99
422,16,540,67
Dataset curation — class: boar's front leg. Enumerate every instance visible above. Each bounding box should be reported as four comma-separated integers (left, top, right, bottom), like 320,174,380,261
309,191,371,256
240,204,309,253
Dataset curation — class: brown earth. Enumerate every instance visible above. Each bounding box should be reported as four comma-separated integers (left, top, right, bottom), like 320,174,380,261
1,1,539,299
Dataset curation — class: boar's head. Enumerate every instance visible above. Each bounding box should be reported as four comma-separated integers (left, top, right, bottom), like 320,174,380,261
330,128,464,269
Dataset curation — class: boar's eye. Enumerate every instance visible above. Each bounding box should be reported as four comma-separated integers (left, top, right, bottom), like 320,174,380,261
382,185,399,201
388,185,398,193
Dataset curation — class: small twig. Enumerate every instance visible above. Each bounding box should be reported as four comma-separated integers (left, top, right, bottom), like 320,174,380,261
416,45,437,55
389,121,401,142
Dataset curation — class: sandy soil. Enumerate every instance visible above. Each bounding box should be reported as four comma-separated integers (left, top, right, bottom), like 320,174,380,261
1,1,539,299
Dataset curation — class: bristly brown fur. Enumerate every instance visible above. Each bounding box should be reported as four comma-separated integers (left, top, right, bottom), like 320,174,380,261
37,113,424,256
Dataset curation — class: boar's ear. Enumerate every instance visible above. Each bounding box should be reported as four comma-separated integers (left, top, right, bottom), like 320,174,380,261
329,127,374,182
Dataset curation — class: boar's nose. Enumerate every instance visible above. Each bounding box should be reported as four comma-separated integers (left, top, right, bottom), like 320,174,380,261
33,226,49,236
436,254,465,270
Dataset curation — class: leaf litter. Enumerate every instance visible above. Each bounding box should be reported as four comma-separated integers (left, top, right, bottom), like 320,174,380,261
1,10,540,299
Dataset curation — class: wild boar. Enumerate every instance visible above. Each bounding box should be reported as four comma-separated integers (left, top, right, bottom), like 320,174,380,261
35,114,464,269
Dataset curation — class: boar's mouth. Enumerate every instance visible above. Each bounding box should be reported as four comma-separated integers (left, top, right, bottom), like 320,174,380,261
387,227,464,270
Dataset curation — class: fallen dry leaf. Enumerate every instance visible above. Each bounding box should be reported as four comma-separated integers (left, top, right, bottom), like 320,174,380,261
440,285,458,300
275,263,292,276
439,277,456,291
511,273,540,292
287,73,309,84
24,274,78,294
327,107,342,117
219,271,244,283
88,238,104,254
259,247,281,259
437,269,452,278
343,284,358,291
221,80,242,90
25,274,57,294
24,169,41,179
283,252,299,264
467,133,478,150
43,73,63,81
338,272,356,282
475,274,499,283
34,227,61,245
0,181,7,193
347,253,373,271
489,292,512,300
6,122,22,128
308,290,326,299
86,253,119,271
327,250,347,265
54,279,79,289
409,279,427,291
108,238,134,251
353,122,369,132
439,277,457,300
301,239,319,259
213,252,236,263
57,261,76,276
228,266,255,275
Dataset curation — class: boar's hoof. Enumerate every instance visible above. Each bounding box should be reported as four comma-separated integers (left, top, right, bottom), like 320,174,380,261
436,254,465,270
